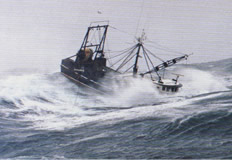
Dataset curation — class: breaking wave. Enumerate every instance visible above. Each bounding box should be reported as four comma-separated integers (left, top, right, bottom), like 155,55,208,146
0,58,232,158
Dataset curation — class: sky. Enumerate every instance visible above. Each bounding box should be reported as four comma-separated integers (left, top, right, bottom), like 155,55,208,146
0,0,232,73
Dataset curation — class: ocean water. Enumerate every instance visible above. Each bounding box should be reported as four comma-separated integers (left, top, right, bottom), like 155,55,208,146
0,59,232,159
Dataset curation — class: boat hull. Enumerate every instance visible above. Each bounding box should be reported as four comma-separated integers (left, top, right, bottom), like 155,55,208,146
61,58,109,94
153,79,183,93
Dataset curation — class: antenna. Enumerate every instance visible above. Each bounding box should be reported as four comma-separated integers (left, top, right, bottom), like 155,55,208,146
136,30,146,44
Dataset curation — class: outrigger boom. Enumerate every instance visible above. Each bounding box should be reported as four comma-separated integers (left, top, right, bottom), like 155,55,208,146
141,54,189,76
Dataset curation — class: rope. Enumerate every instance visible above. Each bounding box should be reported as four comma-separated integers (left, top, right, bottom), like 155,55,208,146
144,47,165,62
141,46,153,79
115,45,138,71
146,39,186,56
110,46,136,68
105,34,113,66
123,64,134,73
116,52,137,71
107,44,138,59
106,44,137,54
142,46,155,68
109,25,135,39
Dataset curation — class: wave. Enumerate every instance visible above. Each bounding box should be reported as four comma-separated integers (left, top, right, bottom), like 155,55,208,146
0,58,232,158
0,58,231,131
179,57,232,74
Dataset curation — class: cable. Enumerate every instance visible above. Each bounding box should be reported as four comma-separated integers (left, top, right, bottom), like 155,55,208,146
117,54,137,71
116,52,137,71
142,46,155,70
115,45,139,71
144,43,184,56
110,45,137,68
144,47,165,62
146,39,186,55
109,25,135,39
107,44,138,59
106,44,137,54
141,46,153,79
123,64,134,73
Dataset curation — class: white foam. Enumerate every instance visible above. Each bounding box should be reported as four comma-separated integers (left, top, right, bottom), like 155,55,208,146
176,68,228,96
0,70,229,131
100,76,160,107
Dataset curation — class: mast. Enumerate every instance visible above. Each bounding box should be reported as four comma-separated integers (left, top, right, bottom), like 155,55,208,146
133,43,142,75
133,33,146,76
108,28,189,78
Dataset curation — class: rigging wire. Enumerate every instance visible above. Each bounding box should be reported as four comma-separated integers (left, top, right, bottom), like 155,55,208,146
105,33,113,66
110,45,137,68
115,45,138,71
143,47,156,70
116,53,137,71
107,50,132,60
107,44,138,59
109,25,135,38
106,44,137,54
142,46,161,78
143,45,186,56
106,46,134,68
110,53,129,68
146,39,187,55
146,43,186,56
142,46,155,69
123,64,135,74
141,46,153,79
145,52,160,78
144,47,165,62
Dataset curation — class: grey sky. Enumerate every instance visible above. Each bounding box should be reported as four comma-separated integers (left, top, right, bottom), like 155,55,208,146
0,0,232,73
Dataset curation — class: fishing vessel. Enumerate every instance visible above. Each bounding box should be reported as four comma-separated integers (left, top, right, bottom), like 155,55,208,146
60,23,116,93
61,22,189,93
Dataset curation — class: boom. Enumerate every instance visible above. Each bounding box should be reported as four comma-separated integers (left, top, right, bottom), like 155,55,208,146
141,55,189,76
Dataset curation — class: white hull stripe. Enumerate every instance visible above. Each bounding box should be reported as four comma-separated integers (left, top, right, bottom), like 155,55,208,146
61,64,69,70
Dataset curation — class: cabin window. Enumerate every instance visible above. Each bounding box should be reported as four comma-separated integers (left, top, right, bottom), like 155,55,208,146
162,86,165,91
171,87,177,92
171,87,175,92
167,87,170,92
